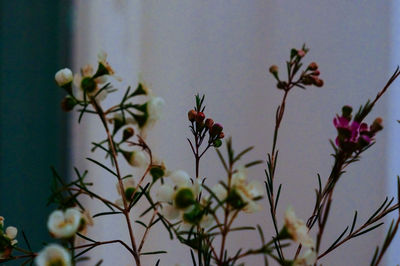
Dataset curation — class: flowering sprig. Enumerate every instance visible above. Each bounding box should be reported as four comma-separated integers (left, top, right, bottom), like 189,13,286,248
264,45,324,264
154,94,268,266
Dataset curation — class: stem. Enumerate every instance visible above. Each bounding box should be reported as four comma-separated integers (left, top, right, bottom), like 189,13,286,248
73,239,135,257
91,99,141,266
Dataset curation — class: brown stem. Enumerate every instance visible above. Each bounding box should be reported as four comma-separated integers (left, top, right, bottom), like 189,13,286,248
138,210,158,252
91,99,141,266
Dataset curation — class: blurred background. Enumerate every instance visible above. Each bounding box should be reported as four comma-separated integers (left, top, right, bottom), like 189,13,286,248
1,1,400,265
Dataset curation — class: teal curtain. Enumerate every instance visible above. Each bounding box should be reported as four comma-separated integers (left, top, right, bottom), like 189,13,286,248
0,1,71,263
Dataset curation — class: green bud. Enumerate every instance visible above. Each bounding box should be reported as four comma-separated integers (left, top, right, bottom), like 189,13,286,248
213,139,222,148
342,105,353,118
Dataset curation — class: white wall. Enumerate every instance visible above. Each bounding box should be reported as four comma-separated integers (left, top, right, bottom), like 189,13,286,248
71,1,395,265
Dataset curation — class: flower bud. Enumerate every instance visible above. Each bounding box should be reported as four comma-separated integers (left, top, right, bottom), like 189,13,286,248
313,78,324,87
269,65,279,74
55,68,73,87
205,118,214,129
123,127,135,141
308,62,318,71
370,117,383,133
213,139,222,148
210,123,223,137
301,76,313,85
196,112,205,123
342,105,353,118
312,70,320,76
60,96,77,112
188,109,197,122
218,132,225,139
297,50,305,57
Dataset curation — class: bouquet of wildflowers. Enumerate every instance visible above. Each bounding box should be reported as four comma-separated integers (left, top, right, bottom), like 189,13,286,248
1,45,399,266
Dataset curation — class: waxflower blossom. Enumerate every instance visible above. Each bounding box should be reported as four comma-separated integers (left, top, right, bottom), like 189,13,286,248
47,208,82,239
284,206,314,248
35,244,71,266
333,106,383,152
220,166,263,213
0,217,18,259
156,170,211,228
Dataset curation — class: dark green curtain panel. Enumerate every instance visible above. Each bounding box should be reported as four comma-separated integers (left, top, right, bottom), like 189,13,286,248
0,0,71,262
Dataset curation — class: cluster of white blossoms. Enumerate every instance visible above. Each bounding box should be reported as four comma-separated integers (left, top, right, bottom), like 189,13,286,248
212,166,263,213
47,208,92,239
0,217,18,259
157,170,212,230
35,244,71,266
55,51,117,103
284,206,316,266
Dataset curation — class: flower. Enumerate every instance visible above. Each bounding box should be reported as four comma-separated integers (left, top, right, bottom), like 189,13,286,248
35,244,71,266
55,68,73,87
47,208,82,239
0,217,18,259
284,206,314,248
116,177,138,206
222,166,263,213
293,249,317,266
157,170,210,228
96,51,115,76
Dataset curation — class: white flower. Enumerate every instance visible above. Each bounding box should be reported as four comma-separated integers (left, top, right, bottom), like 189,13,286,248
226,166,263,213
55,68,73,86
212,183,227,201
35,244,71,266
284,206,314,248
47,208,82,239
157,170,196,216
293,249,317,266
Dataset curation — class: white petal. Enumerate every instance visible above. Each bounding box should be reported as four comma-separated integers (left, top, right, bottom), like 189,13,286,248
212,184,227,201
147,97,165,122
200,215,213,229
5,226,17,240
161,204,180,220
247,180,264,198
157,184,175,202
232,166,247,184
170,170,191,187
35,244,71,266
130,150,147,168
